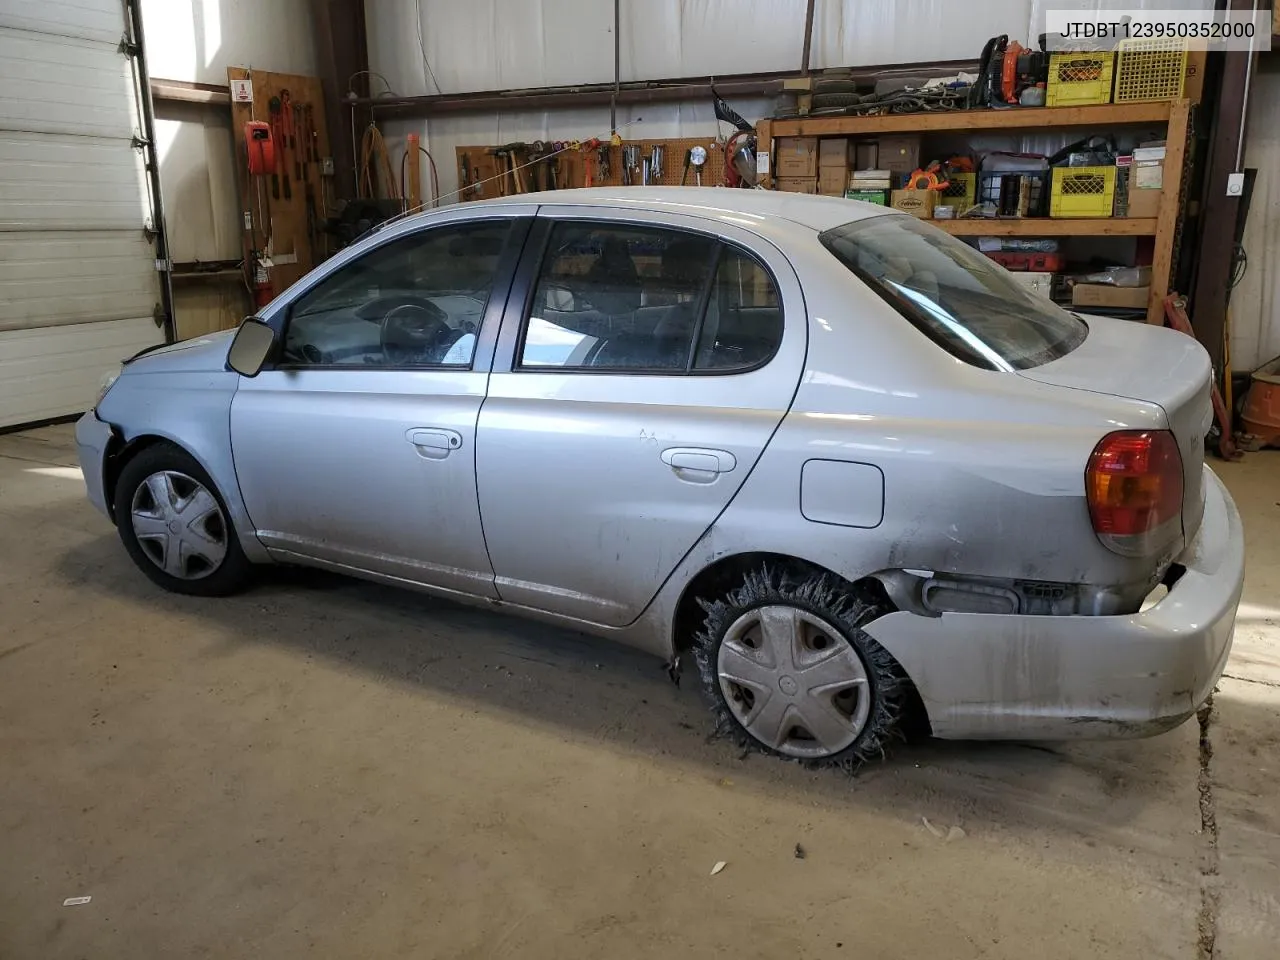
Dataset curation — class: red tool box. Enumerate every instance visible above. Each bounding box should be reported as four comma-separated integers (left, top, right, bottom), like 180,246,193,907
984,250,1065,271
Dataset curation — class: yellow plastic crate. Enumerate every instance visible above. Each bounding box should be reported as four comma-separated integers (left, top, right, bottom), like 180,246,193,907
935,172,977,212
1050,166,1117,218
1114,38,1188,102
1046,52,1114,107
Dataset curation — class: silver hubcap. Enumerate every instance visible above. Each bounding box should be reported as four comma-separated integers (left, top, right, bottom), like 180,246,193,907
130,471,227,580
717,605,871,759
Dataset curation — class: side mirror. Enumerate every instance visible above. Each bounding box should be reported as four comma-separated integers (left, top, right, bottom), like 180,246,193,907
227,318,276,377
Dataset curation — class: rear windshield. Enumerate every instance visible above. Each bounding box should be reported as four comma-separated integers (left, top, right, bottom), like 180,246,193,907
819,216,1087,370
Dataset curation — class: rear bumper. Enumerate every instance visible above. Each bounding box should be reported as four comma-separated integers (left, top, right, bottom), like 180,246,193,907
865,466,1244,740
75,410,114,519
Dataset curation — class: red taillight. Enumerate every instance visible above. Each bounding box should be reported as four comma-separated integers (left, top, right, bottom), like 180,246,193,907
1086,430,1183,555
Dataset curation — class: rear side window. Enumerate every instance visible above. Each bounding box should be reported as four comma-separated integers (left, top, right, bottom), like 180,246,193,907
819,216,1087,370
518,221,782,373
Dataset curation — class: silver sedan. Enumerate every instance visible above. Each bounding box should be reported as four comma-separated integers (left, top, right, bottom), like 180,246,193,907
76,188,1244,767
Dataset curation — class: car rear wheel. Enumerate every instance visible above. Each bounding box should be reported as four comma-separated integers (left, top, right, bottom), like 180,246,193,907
693,569,905,769
113,442,252,597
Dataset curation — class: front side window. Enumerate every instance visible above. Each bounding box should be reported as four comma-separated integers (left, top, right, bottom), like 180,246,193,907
820,216,1087,370
282,220,511,368
519,221,782,374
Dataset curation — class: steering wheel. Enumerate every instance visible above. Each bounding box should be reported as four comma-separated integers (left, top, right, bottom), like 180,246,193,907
379,301,450,365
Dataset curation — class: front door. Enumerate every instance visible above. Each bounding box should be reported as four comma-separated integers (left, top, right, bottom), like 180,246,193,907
230,216,526,598
475,211,806,626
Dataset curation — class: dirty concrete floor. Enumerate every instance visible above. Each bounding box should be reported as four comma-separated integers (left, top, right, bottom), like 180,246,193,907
0,424,1277,959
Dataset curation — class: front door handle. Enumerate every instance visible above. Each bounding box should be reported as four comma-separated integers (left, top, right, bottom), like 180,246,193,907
406,428,462,460
661,447,737,482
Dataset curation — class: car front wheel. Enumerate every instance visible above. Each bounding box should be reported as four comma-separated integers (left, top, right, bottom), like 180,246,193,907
113,442,252,597
693,569,906,769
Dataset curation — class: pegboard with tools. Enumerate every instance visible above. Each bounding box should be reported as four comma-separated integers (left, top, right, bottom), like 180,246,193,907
227,67,333,303
454,137,731,200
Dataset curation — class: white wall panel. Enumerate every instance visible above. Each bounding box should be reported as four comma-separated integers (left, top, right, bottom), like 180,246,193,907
0,319,162,429
156,103,241,262
0,132,148,231
0,233,158,332
140,0,317,86
0,0,162,427
0,27,138,138
0,0,123,45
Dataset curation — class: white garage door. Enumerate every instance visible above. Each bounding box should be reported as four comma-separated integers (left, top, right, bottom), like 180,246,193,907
0,0,164,429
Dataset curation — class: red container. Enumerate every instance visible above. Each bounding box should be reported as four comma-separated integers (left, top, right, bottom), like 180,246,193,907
985,251,1066,272
1241,358,1280,448
244,120,277,175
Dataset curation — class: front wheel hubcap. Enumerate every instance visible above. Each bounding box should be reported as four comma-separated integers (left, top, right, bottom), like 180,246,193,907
130,471,228,580
716,604,871,759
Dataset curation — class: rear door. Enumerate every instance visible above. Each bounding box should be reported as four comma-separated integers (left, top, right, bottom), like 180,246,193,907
475,208,806,627
0,0,165,428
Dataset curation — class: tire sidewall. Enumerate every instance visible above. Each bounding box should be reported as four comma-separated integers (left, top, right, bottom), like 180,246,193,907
693,572,903,769
113,443,250,597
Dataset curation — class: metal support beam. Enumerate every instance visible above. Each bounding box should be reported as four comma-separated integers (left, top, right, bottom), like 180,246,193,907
309,0,369,201
611,0,620,134
123,0,176,344
800,0,816,76
345,59,978,121
1187,0,1259,373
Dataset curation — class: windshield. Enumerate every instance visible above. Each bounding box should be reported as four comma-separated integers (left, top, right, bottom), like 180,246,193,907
819,216,1087,370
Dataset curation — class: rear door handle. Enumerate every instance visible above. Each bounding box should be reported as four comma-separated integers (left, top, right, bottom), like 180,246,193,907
406,428,462,460
661,447,737,482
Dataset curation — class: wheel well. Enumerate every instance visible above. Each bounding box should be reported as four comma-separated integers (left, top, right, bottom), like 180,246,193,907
102,434,170,521
671,552,930,738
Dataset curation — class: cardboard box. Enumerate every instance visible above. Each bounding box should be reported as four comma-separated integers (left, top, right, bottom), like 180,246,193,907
775,137,818,178
853,141,878,171
775,176,817,194
817,166,848,196
818,138,850,168
1010,271,1054,299
845,189,888,205
878,136,920,176
1126,187,1161,219
1134,160,1164,189
891,188,936,218
1072,284,1150,309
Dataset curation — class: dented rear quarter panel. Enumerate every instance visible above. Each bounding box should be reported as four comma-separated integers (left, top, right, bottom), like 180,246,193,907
661,235,1168,596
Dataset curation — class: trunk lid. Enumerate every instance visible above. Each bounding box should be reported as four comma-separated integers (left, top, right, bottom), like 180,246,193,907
1018,315,1213,543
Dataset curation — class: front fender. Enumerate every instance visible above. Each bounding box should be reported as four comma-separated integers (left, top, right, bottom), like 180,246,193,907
95,369,270,563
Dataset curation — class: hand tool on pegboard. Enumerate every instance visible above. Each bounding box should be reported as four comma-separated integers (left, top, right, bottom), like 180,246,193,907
488,145,513,196
279,90,294,200
689,145,707,185
304,103,318,167
1163,296,1242,460
292,98,306,181
267,97,282,199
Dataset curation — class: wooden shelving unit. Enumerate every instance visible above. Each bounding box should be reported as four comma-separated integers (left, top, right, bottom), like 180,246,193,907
757,99,1191,324
934,218,1158,237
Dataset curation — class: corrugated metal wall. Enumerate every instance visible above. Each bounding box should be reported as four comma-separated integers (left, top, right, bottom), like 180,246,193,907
365,0,1272,372
0,0,163,428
